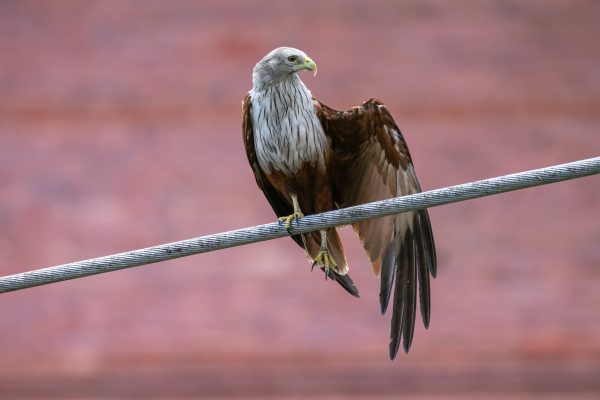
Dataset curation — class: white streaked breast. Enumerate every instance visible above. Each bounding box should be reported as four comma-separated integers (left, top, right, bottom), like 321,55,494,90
250,78,326,175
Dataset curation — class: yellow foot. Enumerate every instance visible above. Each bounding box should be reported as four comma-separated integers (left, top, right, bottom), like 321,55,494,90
312,249,338,278
278,211,304,230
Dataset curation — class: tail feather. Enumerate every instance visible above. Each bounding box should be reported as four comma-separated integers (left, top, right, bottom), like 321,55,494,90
329,270,360,297
324,228,349,275
290,228,356,296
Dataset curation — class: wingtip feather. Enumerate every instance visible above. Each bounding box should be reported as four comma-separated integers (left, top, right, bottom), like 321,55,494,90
403,342,411,354
380,302,388,315
379,243,397,315
389,340,400,360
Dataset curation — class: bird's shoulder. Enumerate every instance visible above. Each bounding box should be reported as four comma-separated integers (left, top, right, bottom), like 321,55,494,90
313,97,411,170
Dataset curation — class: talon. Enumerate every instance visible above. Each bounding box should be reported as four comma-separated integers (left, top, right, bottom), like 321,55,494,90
278,194,304,230
278,211,304,230
313,249,338,278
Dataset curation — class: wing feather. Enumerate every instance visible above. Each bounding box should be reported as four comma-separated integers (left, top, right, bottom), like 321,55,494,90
316,97,436,359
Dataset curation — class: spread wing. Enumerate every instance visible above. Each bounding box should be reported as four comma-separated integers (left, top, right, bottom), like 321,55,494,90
316,97,437,359
242,94,359,297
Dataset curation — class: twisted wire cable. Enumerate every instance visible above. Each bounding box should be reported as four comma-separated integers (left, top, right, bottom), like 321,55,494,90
1,156,598,294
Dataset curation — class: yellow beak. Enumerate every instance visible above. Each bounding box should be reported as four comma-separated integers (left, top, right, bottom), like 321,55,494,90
304,56,318,76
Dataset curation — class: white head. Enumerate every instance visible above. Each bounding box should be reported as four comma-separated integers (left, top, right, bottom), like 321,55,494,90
252,47,317,90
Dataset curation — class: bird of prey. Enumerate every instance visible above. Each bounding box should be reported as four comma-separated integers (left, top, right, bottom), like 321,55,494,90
242,47,436,359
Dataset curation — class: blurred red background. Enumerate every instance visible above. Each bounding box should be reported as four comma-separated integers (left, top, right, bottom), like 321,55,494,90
1,0,599,398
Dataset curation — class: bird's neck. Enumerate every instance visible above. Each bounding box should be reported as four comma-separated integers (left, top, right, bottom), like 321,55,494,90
252,73,305,94
250,74,315,124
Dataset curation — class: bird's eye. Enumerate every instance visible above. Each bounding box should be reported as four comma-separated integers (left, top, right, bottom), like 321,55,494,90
287,56,297,62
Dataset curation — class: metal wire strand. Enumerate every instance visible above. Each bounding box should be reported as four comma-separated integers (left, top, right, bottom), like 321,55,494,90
0,156,598,294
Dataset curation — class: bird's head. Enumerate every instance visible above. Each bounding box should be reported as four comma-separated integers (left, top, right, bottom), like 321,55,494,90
252,47,317,89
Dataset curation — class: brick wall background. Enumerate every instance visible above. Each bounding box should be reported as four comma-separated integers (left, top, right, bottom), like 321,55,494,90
0,1,599,398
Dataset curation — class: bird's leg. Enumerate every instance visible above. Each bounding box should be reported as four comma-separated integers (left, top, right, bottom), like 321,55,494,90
278,194,304,230
312,229,338,278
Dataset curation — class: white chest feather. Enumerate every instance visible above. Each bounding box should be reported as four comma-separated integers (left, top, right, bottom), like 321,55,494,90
250,78,327,175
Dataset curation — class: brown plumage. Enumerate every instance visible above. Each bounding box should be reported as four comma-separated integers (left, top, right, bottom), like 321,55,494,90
243,47,436,359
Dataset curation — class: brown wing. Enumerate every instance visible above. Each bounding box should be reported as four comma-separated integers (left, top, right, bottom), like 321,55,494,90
316,97,436,359
242,94,294,220
242,94,359,297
